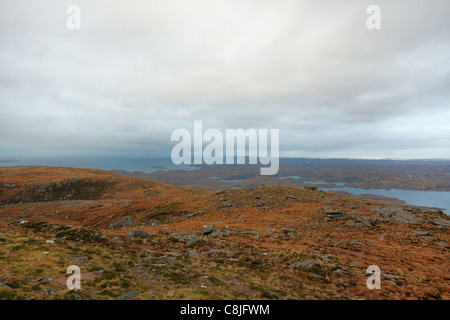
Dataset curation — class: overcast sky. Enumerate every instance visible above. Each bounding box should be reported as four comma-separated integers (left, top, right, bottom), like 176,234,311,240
1,0,449,160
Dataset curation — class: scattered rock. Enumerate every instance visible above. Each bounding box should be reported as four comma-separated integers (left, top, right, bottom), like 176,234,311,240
290,259,319,270
167,290,176,298
325,211,344,222
0,283,12,289
189,250,200,258
69,292,82,300
285,195,296,200
220,202,244,209
350,241,366,247
344,221,362,228
44,289,55,297
211,230,229,238
356,216,376,227
126,229,150,238
415,231,431,236
108,217,134,230
282,228,297,235
112,237,122,243
188,235,203,245
208,248,233,255
40,278,53,284
118,290,139,300
146,220,161,227
393,211,419,224
227,258,239,262
348,261,359,266
70,256,89,263
432,218,450,227
202,224,214,235
333,268,345,275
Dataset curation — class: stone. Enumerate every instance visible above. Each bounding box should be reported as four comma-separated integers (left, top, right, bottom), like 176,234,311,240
344,221,362,227
320,256,333,263
415,231,431,236
285,195,296,200
126,229,150,238
146,219,161,227
70,256,89,263
432,218,450,227
348,261,359,266
188,250,200,258
333,268,345,275
393,211,418,224
118,290,139,300
202,224,214,235
211,230,224,238
350,241,366,246
290,259,319,270
44,289,55,297
325,212,344,222
356,216,376,227
188,235,203,245
208,248,233,255
108,217,134,230
0,283,12,289
282,228,297,234
167,290,176,298
112,237,122,243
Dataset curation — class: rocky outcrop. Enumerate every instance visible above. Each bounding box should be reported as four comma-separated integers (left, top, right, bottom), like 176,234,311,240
202,224,214,236
126,229,150,238
108,217,134,230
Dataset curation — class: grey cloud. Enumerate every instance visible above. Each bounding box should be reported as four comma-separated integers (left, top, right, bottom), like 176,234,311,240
0,0,449,159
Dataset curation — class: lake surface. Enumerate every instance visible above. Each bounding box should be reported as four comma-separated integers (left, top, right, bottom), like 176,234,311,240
312,182,449,214
275,176,449,214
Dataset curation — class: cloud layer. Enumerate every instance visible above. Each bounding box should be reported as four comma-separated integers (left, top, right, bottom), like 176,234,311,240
1,0,449,159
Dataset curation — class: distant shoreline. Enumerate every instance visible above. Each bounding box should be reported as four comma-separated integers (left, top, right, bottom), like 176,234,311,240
147,165,168,170
0,160,18,164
